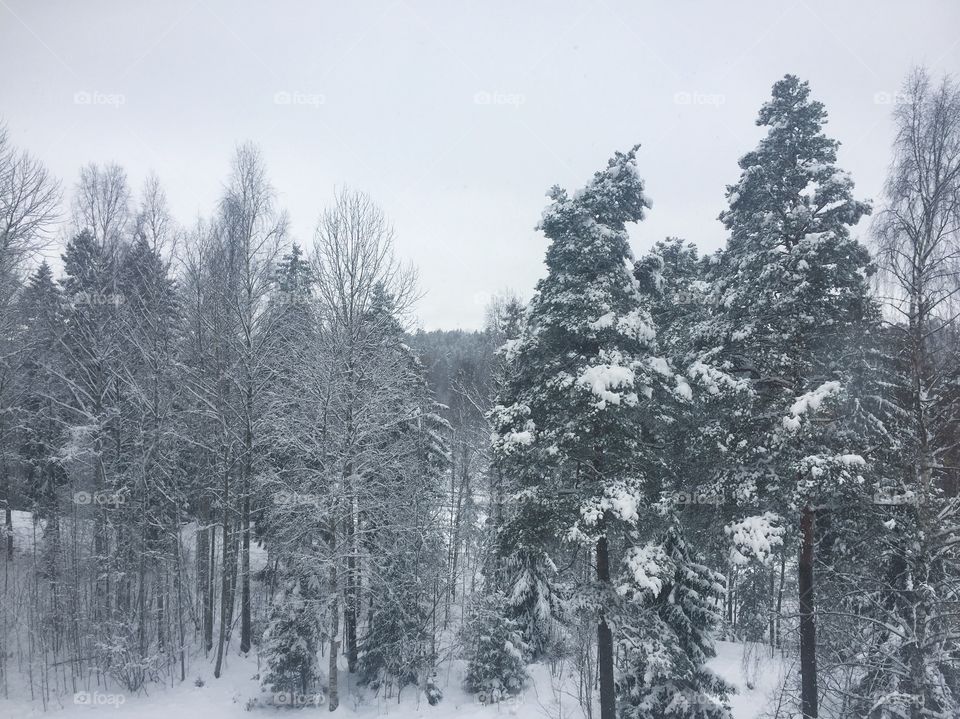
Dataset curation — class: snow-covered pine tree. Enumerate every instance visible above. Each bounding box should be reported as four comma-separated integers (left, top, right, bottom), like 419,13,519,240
16,262,67,521
702,74,877,718
636,238,744,503
110,231,182,685
502,547,560,661
482,295,527,591
260,562,324,702
15,262,68,619
356,285,450,700
618,520,733,719
484,296,563,661
637,239,759,642
59,227,125,629
259,242,317,548
461,591,529,702
492,146,672,719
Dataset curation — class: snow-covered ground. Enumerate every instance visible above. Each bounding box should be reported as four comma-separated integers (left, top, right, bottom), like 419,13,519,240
1,510,788,719
0,640,786,719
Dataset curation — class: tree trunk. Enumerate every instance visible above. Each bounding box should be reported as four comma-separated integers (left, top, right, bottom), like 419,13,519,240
198,521,213,652
328,516,340,712
343,380,358,673
214,460,234,678
213,520,232,678
774,549,786,650
240,492,251,654
174,524,186,681
157,570,165,652
240,386,253,654
344,463,358,674
799,505,818,718
3,504,11,562
596,535,615,719
93,427,109,621
345,494,357,673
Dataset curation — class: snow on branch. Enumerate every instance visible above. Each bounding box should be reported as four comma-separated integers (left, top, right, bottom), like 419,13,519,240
725,512,785,566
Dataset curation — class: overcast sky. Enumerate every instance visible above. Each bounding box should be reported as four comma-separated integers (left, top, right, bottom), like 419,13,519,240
2,0,959,329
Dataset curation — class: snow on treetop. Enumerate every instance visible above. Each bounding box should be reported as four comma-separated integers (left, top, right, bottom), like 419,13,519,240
538,145,651,235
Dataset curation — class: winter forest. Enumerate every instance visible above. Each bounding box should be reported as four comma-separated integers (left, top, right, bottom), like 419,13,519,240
2,7,960,719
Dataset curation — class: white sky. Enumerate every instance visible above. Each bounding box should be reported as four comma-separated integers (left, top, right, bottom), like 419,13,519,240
2,0,958,329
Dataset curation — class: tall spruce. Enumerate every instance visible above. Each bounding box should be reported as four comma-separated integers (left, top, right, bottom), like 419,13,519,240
703,74,875,718
492,146,666,719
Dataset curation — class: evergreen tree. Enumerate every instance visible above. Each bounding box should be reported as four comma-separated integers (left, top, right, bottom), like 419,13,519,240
114,233,182,675
260,562,324,701
259,242,317,546
357,551,432,694
502,547,560,661
356,286,450,699
15,261,68,621
16,261,66,518
461,591,529,702
492,146,669,719
702,74,877,718
637,239,758,643
617,521,733,719
59,228,125,625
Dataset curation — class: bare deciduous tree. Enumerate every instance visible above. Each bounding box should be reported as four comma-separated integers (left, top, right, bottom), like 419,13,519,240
72,163,132,248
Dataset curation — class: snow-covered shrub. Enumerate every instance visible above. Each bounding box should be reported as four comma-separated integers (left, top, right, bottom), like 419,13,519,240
461,591,529,701
96,617,163,692
423,673,443,705
260,571,324,698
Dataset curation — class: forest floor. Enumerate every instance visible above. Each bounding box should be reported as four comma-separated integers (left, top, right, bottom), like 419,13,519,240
1,510,788,719
0,642,786,719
